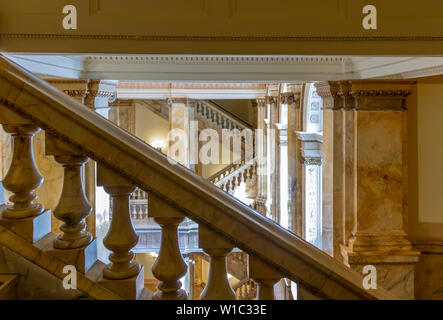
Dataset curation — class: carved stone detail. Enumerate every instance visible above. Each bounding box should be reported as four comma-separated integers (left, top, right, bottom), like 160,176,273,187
1,124,44,219
53,155,93,249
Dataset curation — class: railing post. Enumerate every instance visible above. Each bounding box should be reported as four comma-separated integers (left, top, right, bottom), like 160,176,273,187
43,133,97,273
199,225,235,300
148,193,188,300
45,133,93,249
249,256,282,300
97,164,140,279
96,164,144,299
1,123,44,219
0,108,50,243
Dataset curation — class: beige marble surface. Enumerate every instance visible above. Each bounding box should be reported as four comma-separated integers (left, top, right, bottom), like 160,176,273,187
0,225,122,299
0,58,397,300
414,241,443,299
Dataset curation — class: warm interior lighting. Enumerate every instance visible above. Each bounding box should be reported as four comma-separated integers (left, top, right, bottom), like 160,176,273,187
151,138,166,152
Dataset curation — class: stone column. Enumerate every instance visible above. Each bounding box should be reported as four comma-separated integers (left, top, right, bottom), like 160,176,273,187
251,98,267,215
317,80,420,299
282,87,303,234
315,82,346,261
275,123,287,227
108,99,136,135
266,96,279,221
296,132,324,250
167,98,197,169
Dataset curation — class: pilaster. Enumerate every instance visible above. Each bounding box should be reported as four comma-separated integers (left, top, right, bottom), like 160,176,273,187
167,98,197,169
283,85,303,234
317,80,420,299
251,98,267,215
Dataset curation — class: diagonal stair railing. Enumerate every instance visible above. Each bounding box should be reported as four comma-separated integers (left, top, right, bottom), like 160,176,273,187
0,55,395,300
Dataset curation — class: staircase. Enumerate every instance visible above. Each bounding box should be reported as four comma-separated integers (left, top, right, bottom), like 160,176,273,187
0,55,396,300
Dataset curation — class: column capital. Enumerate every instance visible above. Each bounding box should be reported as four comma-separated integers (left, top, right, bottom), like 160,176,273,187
46,78,117,108
315,80,415,111
280,92,301,105
266,96,277,105
250,98,267,108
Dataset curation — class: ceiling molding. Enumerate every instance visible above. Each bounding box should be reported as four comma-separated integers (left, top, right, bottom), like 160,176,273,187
7,54,443,82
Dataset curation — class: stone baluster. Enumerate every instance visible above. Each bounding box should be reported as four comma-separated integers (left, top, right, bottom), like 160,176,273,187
148,193,188,300
249,256,282,300
220,116,225,129
230,176,236,191
45,134,93,249
1,123,44,219
0,108,51,243
199,225,235,300
97,164,140,280
130,203,136,219
44,134,97,272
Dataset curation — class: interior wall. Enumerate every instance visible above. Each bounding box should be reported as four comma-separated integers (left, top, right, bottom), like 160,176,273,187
135,103,169,148
200,146,235,179
416,84,443,224
211,100,253,126
407,83,443,241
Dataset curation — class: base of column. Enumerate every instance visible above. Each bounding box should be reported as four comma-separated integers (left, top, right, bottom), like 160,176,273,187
253,196,267,215
0,208,51,243
98,265,145,300
340,243,420,300
46,238,97,273
153,288,188,300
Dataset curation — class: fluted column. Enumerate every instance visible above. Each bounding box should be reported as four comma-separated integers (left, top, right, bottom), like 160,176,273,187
315,82,346,261
97,164,140,280
148,193,188,300
251,98,267,215
1,124,44,219
167,98,196,169
282,86,303,234
199,225,235,300
249,256,281,300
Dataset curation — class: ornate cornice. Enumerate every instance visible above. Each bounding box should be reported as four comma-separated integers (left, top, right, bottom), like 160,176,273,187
63,89,116,99
118,82,267,90
315,80,414,110
350,89,411,98
4,34,443,42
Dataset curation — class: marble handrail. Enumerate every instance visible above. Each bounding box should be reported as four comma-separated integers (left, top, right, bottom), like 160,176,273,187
0,55,395,300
